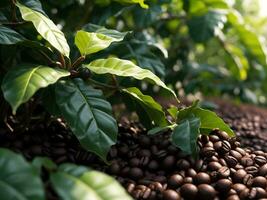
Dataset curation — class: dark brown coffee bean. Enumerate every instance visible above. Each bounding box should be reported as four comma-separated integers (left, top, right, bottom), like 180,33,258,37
162,190,181,200
109,163,120,175
187,168,197,177
140,156,150,166
180,183,198,200
195,159,204,171
155,150,167,158
218,131,230,140
219,158,227,166
225,155,238,167
210,171,219,182
245,166,258,175
148,160,159,171
201,146,216,157
240,156,254,167
183,176,193,184
127,183,135,193
239,188,250,199
233,169,247,183
258,163,267,176
194,172,211,185
168,174,183,188
129,158,140,167
138,149,151,157
118,145,129,155
254,156,267,166
149,182,163,192
162,155,176,170
129,167,143,180
218,166,230,178
254,187,267,198
252,176,267,188
216,179,232,193
236,147,246,156
154,175,167,183
177,159,190,170
209,135,220,143
197,184,216,200
230,150,242,161
200,135,209,144
226,194,240,200
208,161,222,171
138,135,151,147
243,174,253,186
232,183,247,194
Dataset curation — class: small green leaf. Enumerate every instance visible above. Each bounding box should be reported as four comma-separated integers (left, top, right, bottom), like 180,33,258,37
148,124,177,135
32,157,57,175
1,65,70,114
50,163,133,200
0,148,45,200
0,25,26,45
122,87,168,127
177,103,234,137
16,3,70,57
85,57,177,99
55,79,117,161
75,30,126,56
167,106,179,120
171,117,200,157
113,0,148,9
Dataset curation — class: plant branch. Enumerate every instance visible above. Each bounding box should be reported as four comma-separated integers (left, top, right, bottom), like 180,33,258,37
72,56,85,69
11,0,18,22
59,54,66,68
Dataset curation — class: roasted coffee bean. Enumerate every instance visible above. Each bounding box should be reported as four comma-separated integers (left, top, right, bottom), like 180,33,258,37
168,174,183,188
209,135,220,143
180,183,198,200
239,188,250,199
127,183,135,193
197,184,216,200
254,187,267,198
129,167,143,180
208,161,222,171
245,166,258,175
218,166,231,178
230,150,242,161
140,156,150,166
218,131,230,140
177,159,190,170
162,189,180,200
142,187,151,199
162,155,176,169
129,158,140,167
232,183,247,194
225,155,238,167
226,194,240,200
194,172,211,185
201,146,216,157
138,149,151,157
187,168,197,177
109,163,120,175
258,163,267,176
219,158,227,166
254,155,267,166
200,135,209,144
138,135,151,147
243,174,253,186
155,150,167,159
216,179,232,193
240,156,254,167
195,159,204,171
236,147,246,156
210,171,219,182
149,182,163,192
183,176,193,184
252,176,267,188
148,160,159,171
233,169,247,183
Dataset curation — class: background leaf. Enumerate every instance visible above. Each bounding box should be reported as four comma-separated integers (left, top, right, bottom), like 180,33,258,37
1,65,70,114
0,26,26,45
55,79,117,161
0,148,45,200
51,163,133,200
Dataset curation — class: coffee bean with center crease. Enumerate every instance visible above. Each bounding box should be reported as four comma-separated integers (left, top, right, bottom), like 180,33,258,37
254,155,267,166
258,163,267,176
162,189,181,200
230,150,242,161
168,174,183,188
180,183,198,200
197,184,216,200
232,183,247,195
218,166,231,178
177,159,190,170
194,172,211,185
216,179,232,193
245,166,258,176
240,156,254,167
233,169,247,183
218,131,230,140
254,187,267,199
208,161,222,171
243,174,253,186
252,176,267,188
201,146,216,157
225,155,238,168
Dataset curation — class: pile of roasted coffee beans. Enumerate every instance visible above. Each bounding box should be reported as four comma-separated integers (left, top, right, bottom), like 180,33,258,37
104,123,267,200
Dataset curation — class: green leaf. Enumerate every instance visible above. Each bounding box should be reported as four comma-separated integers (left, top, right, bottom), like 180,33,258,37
0,148,45,200
122,87,168,127
55,79,117,161
20,0,47,16
1,65,70,114
42,85,62,116
113,0,148,9
75,30,126,56
32,157,57,175
0,25,26,45
16,3,70,57
188,11,226,43
167,106,179,120
228,11,267,67
85,57,177,98
171,117,200,157
177,103,235,136
148,124,176,135
50,163,133,200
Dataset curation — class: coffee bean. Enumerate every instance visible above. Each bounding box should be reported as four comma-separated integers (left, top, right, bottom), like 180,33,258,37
218,166,230,178
162,155,176,170
127,183,135,193
254,155,267,166
197,184,216,200
252,176,267,188
129,167,143,180
180,183,198,200
239,188,250,199
208,161,222,171
138,135,151,147
148,160,159,171
177,159,190,170
187,168,197,177
162,189,181,200
195,159,204,171
216,179,232,193
201,146,216,157
243,174,253,186
232,183,247,194
109,163,120,175
254,187,267,198
142,187,151,199
226,194,240,200
240,156,254,167
129,158,140,167
230,150,242,161
138,149,151,157
183,176,193,184
236,147,246,156
258,163,267,176
168,174,183,188
225,155,238,167
209,135,220,143
245,166,258,175
218,131,230,140
233,169,247,183
155,150,167,158
194,172,211,185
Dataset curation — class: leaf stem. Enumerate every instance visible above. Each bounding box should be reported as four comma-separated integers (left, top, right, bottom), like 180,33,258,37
59,54,66,68
11,0,18,22
72,56,86,69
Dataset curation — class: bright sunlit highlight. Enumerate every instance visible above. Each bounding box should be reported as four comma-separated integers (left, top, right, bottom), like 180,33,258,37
259,0,267,17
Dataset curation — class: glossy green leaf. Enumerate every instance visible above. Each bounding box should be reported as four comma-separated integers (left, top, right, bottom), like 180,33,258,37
32,157,57,175
228,11,267,67
85,57,177,98
123,87,168,127
167,106,179,120
20,0,47,16
16,3,70,57
0,25,26,45
75,30,126,56
1,65,70,114
51,164,133,200
113,0,148,9
148,124,176,135
55,79,117,161
189,0,230,15
188,11,226,43
171,117,200,157
177,103,234,136
0,148,45,200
